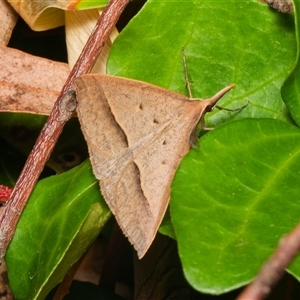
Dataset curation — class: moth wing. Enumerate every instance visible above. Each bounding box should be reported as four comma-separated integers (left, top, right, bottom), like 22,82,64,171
74,74,206,257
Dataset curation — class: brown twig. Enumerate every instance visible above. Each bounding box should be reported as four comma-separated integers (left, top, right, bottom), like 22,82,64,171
0,0,129,260
237,221,300,300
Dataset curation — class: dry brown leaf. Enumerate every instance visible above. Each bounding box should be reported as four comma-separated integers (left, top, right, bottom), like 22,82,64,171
73,74,234,258
0,1,18,46
74,237,108,285
8,0,65,31
7,0,107,31
0,45,69,115
134,233,198,299
65,8,118,74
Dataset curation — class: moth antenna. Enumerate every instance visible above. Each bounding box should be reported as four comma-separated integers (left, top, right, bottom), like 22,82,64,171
215,100,250,112
181,47,194,98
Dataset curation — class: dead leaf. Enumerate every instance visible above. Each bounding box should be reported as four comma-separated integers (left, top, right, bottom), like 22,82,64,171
74,237,108,285
0,1,18,46
134,233,199,299
7,0,107,31
73,74,234,258
0,45,69,115
65,9,118,74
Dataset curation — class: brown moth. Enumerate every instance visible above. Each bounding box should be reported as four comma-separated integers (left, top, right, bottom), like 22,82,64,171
73,74,234,258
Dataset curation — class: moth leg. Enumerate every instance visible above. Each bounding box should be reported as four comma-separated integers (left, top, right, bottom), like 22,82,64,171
181,47,194,98
214,100,249,112
189,99,247,147
189,117,213,148
200,101,249,132
200,117,214,131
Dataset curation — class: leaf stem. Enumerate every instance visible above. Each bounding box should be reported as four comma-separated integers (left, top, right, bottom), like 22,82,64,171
0,0,129,260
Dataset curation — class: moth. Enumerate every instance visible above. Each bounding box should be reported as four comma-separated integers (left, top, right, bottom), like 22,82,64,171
73,52,246,258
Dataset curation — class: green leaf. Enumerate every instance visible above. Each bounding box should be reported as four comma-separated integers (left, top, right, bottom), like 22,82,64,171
5,160,111,300
107,0,296,127
158,208,176,240
170,119,300,294
282,0,300,126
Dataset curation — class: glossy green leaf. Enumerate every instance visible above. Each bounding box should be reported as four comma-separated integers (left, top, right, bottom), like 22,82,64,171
5,160,111,300
282,0,300,126
170,119,300,294
158,208,176,240
107,0,296,128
